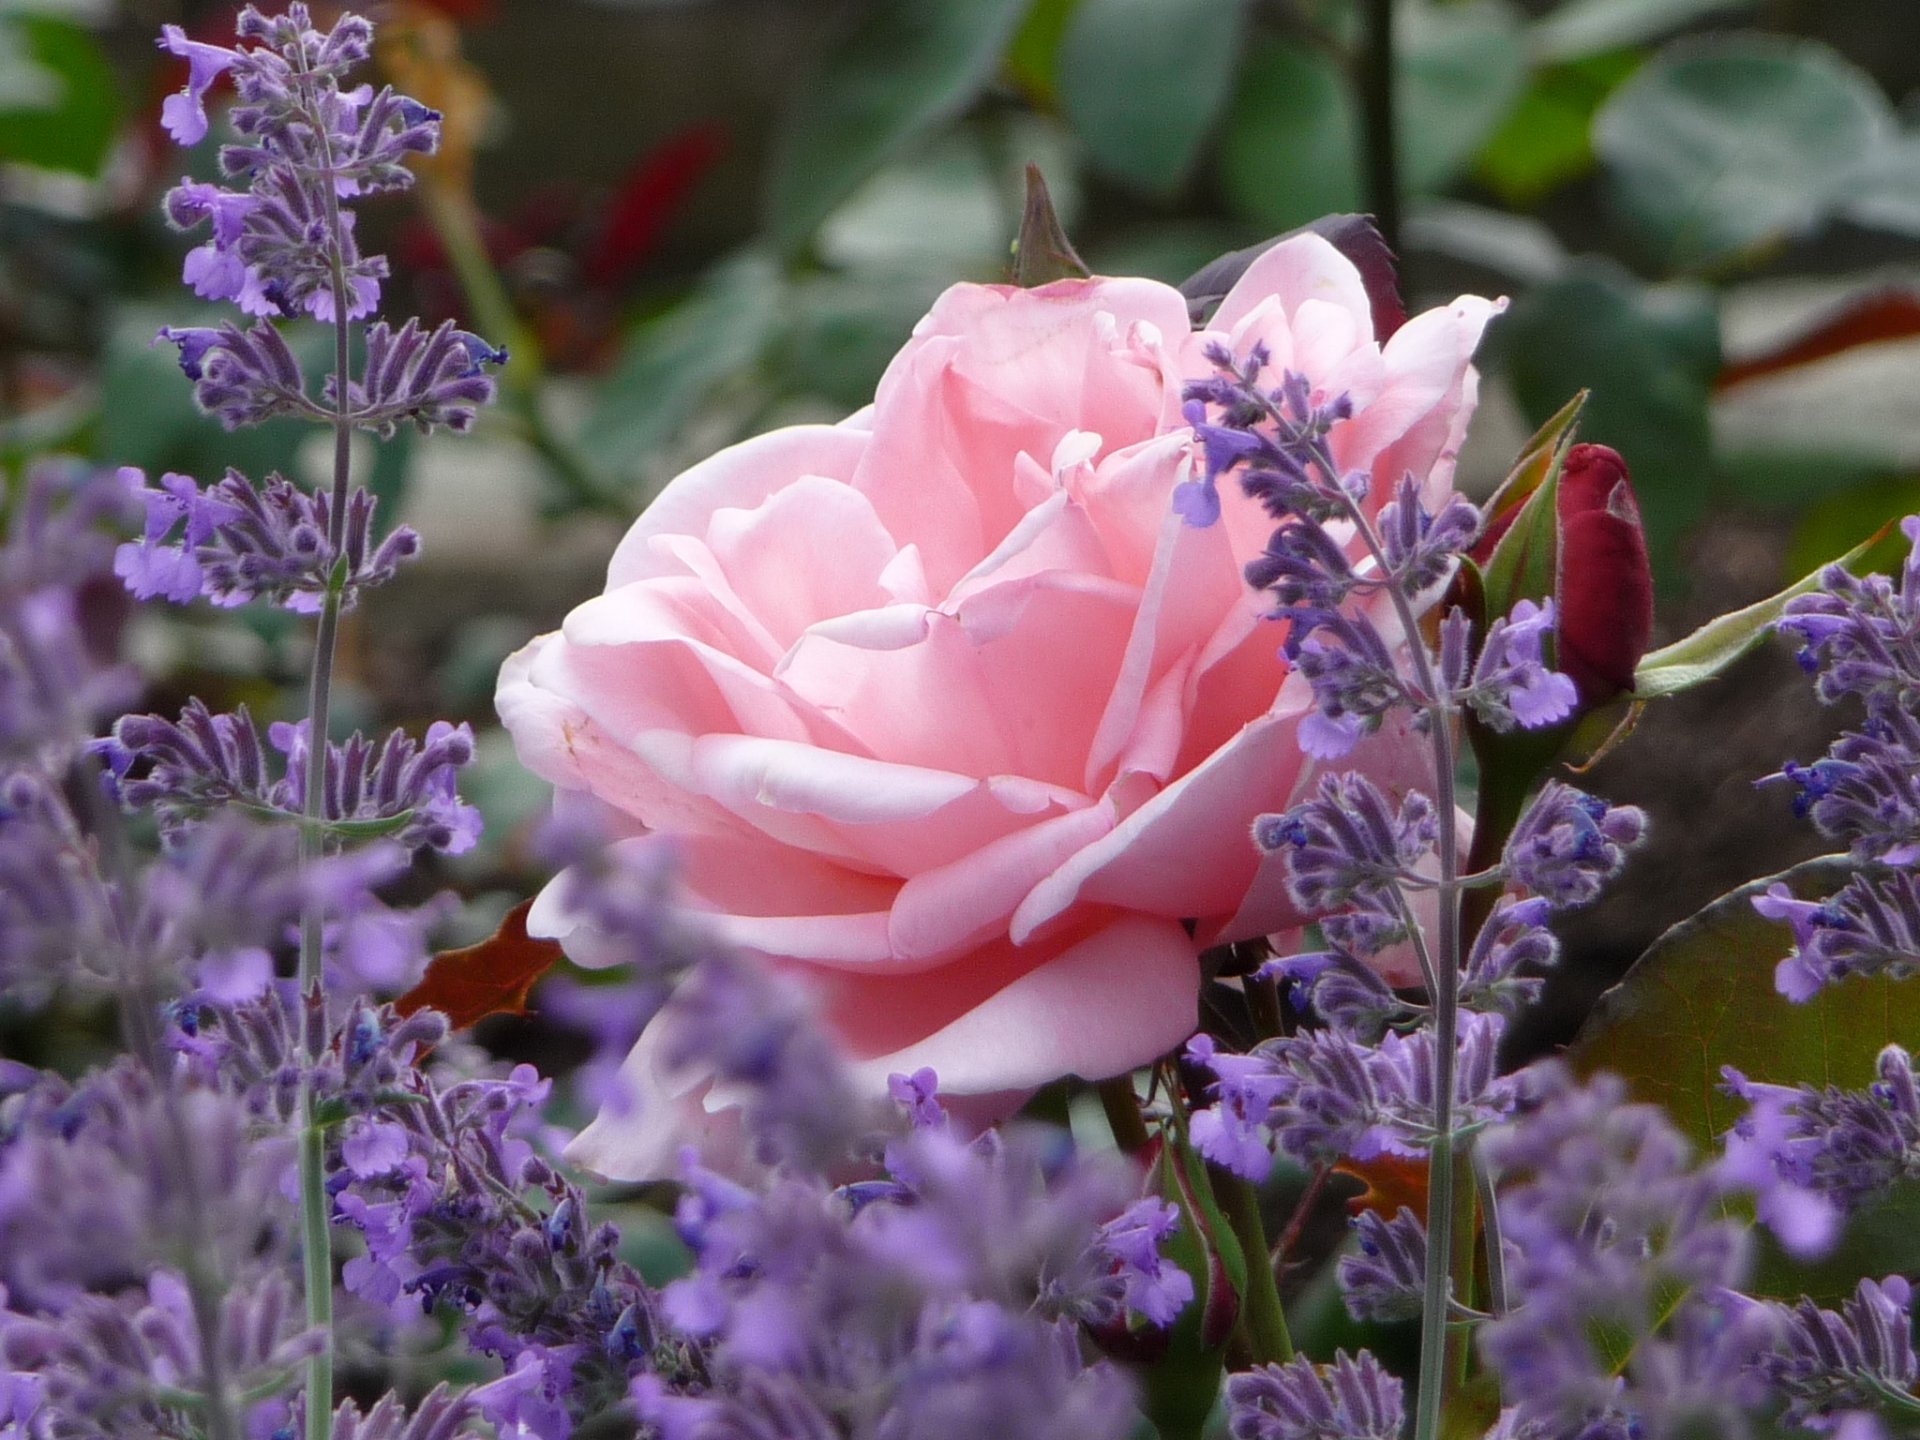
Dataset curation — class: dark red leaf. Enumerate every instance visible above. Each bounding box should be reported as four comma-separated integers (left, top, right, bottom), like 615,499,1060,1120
1717,288,1920,391
395,899,565,1030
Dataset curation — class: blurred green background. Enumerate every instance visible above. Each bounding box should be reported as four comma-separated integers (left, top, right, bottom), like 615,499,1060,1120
5,0,1920,1041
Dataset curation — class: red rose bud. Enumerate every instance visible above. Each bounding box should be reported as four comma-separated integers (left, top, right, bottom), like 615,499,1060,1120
1554,443,1654,706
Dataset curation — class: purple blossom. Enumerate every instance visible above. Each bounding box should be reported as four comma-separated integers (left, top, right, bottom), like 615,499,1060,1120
1721,1046,1920,1213
335,319,507,438
1758,1277,1920,1431
110,701,479,855
1459,895,1559,1016
1225,1350,1405,1440
1459,599,1579,732
1258,950,1407,1040
1478,1066,1774,1440
1256,770,1436,925
1766,713,1920,866
1189,1012,1516,1170
1754,872,1920,1001
115,468,420,613
157,26,241,146
1338,1206,1428,1322
1092,1199,1193,1328
155,321,315,428
1377,472,1481,600
1503,780,1646,908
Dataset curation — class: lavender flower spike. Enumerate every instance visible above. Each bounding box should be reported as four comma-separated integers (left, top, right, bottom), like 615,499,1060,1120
1503,779,1645,908
1225,1351,1405,1440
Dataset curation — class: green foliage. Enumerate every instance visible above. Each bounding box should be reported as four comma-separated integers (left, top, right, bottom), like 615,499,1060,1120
1491,263,1720,581
1570,856,1920,1150
760,0,1034,258
1529,0,1757,64
1220,39,1360,231
1057,0,1248,196
1633,522,1892,699
580,254,785,477
0,15,114,174
1220,2,1526,231
1594,35,1916,270
1476,51,1638,205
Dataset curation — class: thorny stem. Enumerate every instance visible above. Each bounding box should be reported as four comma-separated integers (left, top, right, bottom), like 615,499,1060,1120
291,45,352,1440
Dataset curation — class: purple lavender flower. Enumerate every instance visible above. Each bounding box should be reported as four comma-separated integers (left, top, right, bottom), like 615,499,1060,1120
1478,1066,1775,1440
1754,872,1920,1001
1093,1199,1193,1328
1457,599,1579,733
1258,950,1407,1040
1759,1277,1920,1431
1338,1206,1427,1322
110,701,479,855
1284,610,1410,758
1776,516,1920,711
1722,1046,1920,1213
334,320,507,438
1188,1011,1516,1171
1224,1350,1405,1440
155,321,317,428
0,462,140,761
1256,770,1436,927
157,25,242,146
1459,895,1559,1016
115,468,419,613
1767,717,1920,867
1503,780,1646,908
1377,473,1481,600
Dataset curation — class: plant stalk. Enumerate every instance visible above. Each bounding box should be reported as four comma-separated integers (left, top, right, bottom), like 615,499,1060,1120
1358,0,1402,257
1310,446,1461,1440
1212,1169,1295,1365
291,45,357,1439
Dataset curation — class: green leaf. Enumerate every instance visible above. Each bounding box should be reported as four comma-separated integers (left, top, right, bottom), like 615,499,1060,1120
761,0,1034,257
0,16,115,174
1593,35,1893,271
1476,51,1639,205
579,253,785,474
1004,0,1077,103
1219,40,1361,230
1057,0,1247,196
1397,0,1529,194
1479,389,1588,550
1839,135,1920,239
93,307,323,482
1531,0,1758,64
1632,521,1892,698
1144,1137,1244,1434
1221,3,1524,230
0,18,59,112
1569,855,1920,1149
1489,261,1720,582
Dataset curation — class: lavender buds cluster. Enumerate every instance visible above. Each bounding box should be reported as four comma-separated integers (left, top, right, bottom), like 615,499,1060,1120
1175,338,1648,1440
1757,519,1920,1000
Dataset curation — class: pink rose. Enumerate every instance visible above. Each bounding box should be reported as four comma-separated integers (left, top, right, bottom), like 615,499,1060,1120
498,235,1498,1179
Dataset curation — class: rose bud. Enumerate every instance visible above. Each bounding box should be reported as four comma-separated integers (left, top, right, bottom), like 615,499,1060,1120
1555,443,1654,706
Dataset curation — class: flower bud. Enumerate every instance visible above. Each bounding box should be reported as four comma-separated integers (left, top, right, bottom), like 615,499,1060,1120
1555,443,1654,705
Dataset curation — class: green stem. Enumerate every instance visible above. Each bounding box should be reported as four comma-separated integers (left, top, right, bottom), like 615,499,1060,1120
1305,439,1461,1440
1211,1169,1295,1365
1357,0,1401,257
291,48,357,1440
1444,1149,1479,1390
1097,1075,1151,1158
